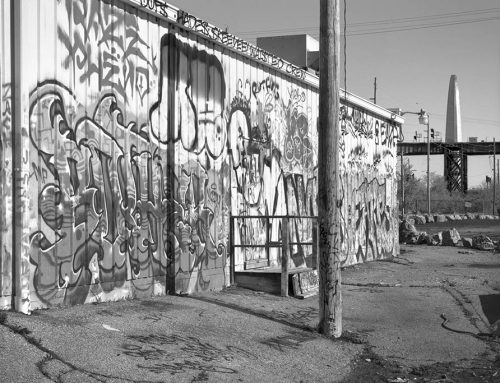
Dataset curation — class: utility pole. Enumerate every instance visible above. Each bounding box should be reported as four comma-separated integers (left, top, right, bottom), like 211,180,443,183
493,138,496,215
369,77,377,104
318,0,342,338
497,159,499,183
497,159,499,184
426,115,431,215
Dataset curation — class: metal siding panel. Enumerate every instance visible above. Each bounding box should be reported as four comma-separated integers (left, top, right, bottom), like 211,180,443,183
0,0,12,309
9,0,400,309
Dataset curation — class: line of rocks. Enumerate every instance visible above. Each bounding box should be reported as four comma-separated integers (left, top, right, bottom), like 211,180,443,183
399,220,499,252
400,213,500,225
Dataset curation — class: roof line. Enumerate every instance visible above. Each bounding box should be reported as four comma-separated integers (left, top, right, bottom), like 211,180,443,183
121,0,403,124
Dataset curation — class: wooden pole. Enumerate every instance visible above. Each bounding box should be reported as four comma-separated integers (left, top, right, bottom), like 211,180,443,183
281,218,289,297
318,0,342,337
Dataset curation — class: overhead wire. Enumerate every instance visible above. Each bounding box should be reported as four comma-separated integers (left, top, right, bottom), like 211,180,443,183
336,15,500,37
345,7,500,27
234,7,500,38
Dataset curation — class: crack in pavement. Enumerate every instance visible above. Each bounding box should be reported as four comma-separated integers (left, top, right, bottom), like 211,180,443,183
0,319,165,383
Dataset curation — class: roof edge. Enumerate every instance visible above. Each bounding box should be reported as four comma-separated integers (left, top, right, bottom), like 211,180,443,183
121,0,403,124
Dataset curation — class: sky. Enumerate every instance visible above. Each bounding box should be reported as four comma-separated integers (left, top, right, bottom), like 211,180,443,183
167,0,500,188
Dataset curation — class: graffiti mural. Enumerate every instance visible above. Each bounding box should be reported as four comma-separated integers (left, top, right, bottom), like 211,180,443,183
338,106,400,265
58,0,158,106
3,0,401,310
0,0,13,309
0,81,13,307
227,75,318,268
28,31,231,306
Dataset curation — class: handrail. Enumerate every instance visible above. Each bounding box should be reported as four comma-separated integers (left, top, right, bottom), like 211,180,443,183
229,215,318,296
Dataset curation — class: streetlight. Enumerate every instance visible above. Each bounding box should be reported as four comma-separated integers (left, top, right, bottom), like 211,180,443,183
399,109,431,216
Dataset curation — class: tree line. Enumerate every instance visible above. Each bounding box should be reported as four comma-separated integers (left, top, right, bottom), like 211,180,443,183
397,161,499,215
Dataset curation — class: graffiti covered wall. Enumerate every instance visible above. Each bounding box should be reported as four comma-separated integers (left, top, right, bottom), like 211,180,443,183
0,0,13,309
338,105,401,265
3,0,401,311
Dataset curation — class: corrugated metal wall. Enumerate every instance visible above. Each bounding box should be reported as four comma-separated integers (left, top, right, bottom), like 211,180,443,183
0,0,401,311
0,0,13,310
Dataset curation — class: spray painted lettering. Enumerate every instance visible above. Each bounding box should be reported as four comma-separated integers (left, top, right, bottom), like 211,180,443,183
4,0,401,310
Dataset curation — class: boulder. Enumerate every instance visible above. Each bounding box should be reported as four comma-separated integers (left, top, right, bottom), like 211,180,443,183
406,234,419,245
446,215,456,221
413,215,426,225
478,214,488,220
465,213,475,220
425,233,438,246
442,228,461,247
472,235,495,251
417,232,428,245
430,232,443,246
425,215,435,223
461,237,473,248
434,215,447,223
399,220,418,243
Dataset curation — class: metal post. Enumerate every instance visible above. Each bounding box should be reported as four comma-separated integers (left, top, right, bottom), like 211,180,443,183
493,138,496,215
265,216,270,266
426,118,431,215
281,218,289,297
400,152,405,216
497,159,499,184
318,0,342,338
229,216,234,285
11,0,31,313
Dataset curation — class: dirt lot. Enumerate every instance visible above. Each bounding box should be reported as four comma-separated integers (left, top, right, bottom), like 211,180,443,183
415,219,500,241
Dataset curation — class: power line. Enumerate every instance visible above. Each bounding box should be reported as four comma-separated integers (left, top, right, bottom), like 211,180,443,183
235,7,500,35
233,8,500,37
346,7,500,27
325,16,500,37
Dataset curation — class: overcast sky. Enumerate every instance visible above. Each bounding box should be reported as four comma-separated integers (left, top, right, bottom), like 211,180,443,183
168,0,500,187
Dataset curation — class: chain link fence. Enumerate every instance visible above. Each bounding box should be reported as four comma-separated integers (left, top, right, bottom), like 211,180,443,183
402,199,499,215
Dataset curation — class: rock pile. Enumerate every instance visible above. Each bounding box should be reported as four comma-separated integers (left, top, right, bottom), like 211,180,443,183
398,219,499,252
400,213,500,226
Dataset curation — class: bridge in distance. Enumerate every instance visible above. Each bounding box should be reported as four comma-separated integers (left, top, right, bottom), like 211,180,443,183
397,141,500,156
397,141,500,192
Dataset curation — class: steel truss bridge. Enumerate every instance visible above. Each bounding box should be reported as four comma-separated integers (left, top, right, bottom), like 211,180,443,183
397,141,500,193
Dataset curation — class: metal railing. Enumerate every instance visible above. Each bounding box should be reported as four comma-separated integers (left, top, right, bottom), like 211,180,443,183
229,215,318,296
